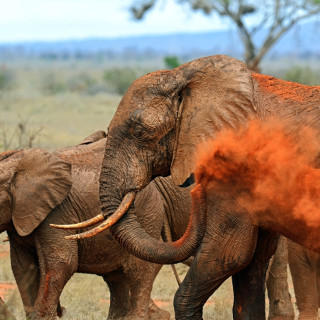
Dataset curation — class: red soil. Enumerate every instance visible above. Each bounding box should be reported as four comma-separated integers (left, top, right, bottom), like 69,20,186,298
252,73,320,102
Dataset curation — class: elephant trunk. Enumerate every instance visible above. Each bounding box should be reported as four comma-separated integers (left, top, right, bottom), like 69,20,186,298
52,142,207,263
109,183,207,264
52,184,207,264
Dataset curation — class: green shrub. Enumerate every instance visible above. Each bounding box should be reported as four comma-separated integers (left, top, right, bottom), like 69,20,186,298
103,67,138,95
284,66,319,86
65,73,106,95
164,56,181,69
0,68,14,91
41,73,67,94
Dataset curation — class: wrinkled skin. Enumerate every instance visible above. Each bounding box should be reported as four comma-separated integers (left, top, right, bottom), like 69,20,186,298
287,239,320,320
79,55,320,320
267,236,295,320
267,237,320,320
0,132,200,320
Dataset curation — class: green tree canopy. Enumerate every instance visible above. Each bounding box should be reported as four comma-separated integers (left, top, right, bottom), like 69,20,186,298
130,0,320,71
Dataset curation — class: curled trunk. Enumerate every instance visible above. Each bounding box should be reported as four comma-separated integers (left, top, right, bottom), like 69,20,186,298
110,184,207,264
52,183,207,264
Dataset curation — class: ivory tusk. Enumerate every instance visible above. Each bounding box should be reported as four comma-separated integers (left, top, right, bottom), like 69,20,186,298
65,191,136,240
50,214,104,230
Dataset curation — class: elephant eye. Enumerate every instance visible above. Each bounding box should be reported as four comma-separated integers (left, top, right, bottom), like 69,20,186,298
129,123,151,141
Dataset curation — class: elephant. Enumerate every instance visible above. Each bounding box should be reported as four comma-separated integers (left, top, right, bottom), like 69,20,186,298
0,131,205,320
267,236,320,320
54,54,320,319
288,239,320,320
274,238,320,320
266,236,295,320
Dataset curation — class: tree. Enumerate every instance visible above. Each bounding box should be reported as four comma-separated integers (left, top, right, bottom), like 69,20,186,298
130,0,320,71
164,55,181,68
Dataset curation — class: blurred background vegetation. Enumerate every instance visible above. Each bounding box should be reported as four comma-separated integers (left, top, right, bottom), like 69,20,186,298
1,54,319,152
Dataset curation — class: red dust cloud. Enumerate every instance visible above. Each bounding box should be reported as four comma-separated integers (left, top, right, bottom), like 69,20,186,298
194,118,320,231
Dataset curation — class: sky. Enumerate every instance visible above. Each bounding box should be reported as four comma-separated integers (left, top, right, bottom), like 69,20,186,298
0,0,230,43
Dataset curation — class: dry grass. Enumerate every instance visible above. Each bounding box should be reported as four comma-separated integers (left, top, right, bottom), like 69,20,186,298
1,60,126,151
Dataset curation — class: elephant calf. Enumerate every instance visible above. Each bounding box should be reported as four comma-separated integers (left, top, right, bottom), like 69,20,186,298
0,131,193,320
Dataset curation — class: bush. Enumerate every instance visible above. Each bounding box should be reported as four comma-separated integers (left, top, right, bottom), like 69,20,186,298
41,73,67,94
284,66,319,86
0,67,14,91
66,73,106,95
103,67,138,95
0,118,43,152
164,56,181,69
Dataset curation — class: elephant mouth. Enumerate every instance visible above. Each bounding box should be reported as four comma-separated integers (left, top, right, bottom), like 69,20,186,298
50,191,136,239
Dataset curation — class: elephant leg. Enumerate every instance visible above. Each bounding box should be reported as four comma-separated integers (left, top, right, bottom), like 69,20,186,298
316,262,320,308
148,298,171,320
174,206,258,320
266,236,294,320
288,239,318,320
125,257,170,320
103,271,131,320
232,229,279,320
9,243,40,318
30,237,78,320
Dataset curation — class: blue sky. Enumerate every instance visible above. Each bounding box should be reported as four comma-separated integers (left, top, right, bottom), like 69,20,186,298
0,0,231,43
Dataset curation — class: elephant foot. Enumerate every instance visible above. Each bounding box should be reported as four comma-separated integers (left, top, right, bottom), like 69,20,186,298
268,297,295,320
268,317,295,320
148,299,171,320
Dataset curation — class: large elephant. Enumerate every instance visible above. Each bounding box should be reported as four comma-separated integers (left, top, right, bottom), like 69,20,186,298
55,55,320,319
0,131,204,320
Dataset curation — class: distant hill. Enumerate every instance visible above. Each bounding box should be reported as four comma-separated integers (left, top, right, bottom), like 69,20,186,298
0,21,319,61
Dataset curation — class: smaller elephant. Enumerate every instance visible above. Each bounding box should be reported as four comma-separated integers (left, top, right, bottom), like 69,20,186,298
288,238,320,320
1,131,198,320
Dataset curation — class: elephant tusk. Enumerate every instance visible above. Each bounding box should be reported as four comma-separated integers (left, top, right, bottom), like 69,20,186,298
64,191,136,240
50,214,105,230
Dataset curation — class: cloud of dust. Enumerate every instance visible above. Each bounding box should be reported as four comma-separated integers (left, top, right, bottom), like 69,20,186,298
194,118,320,229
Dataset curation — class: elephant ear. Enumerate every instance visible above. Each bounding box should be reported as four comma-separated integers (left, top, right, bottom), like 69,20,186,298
12,149,72,236
170,55,256,186
78,130,107,145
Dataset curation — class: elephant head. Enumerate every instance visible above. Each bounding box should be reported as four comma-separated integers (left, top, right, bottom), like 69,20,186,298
0,149,72,236
53,55,256,263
